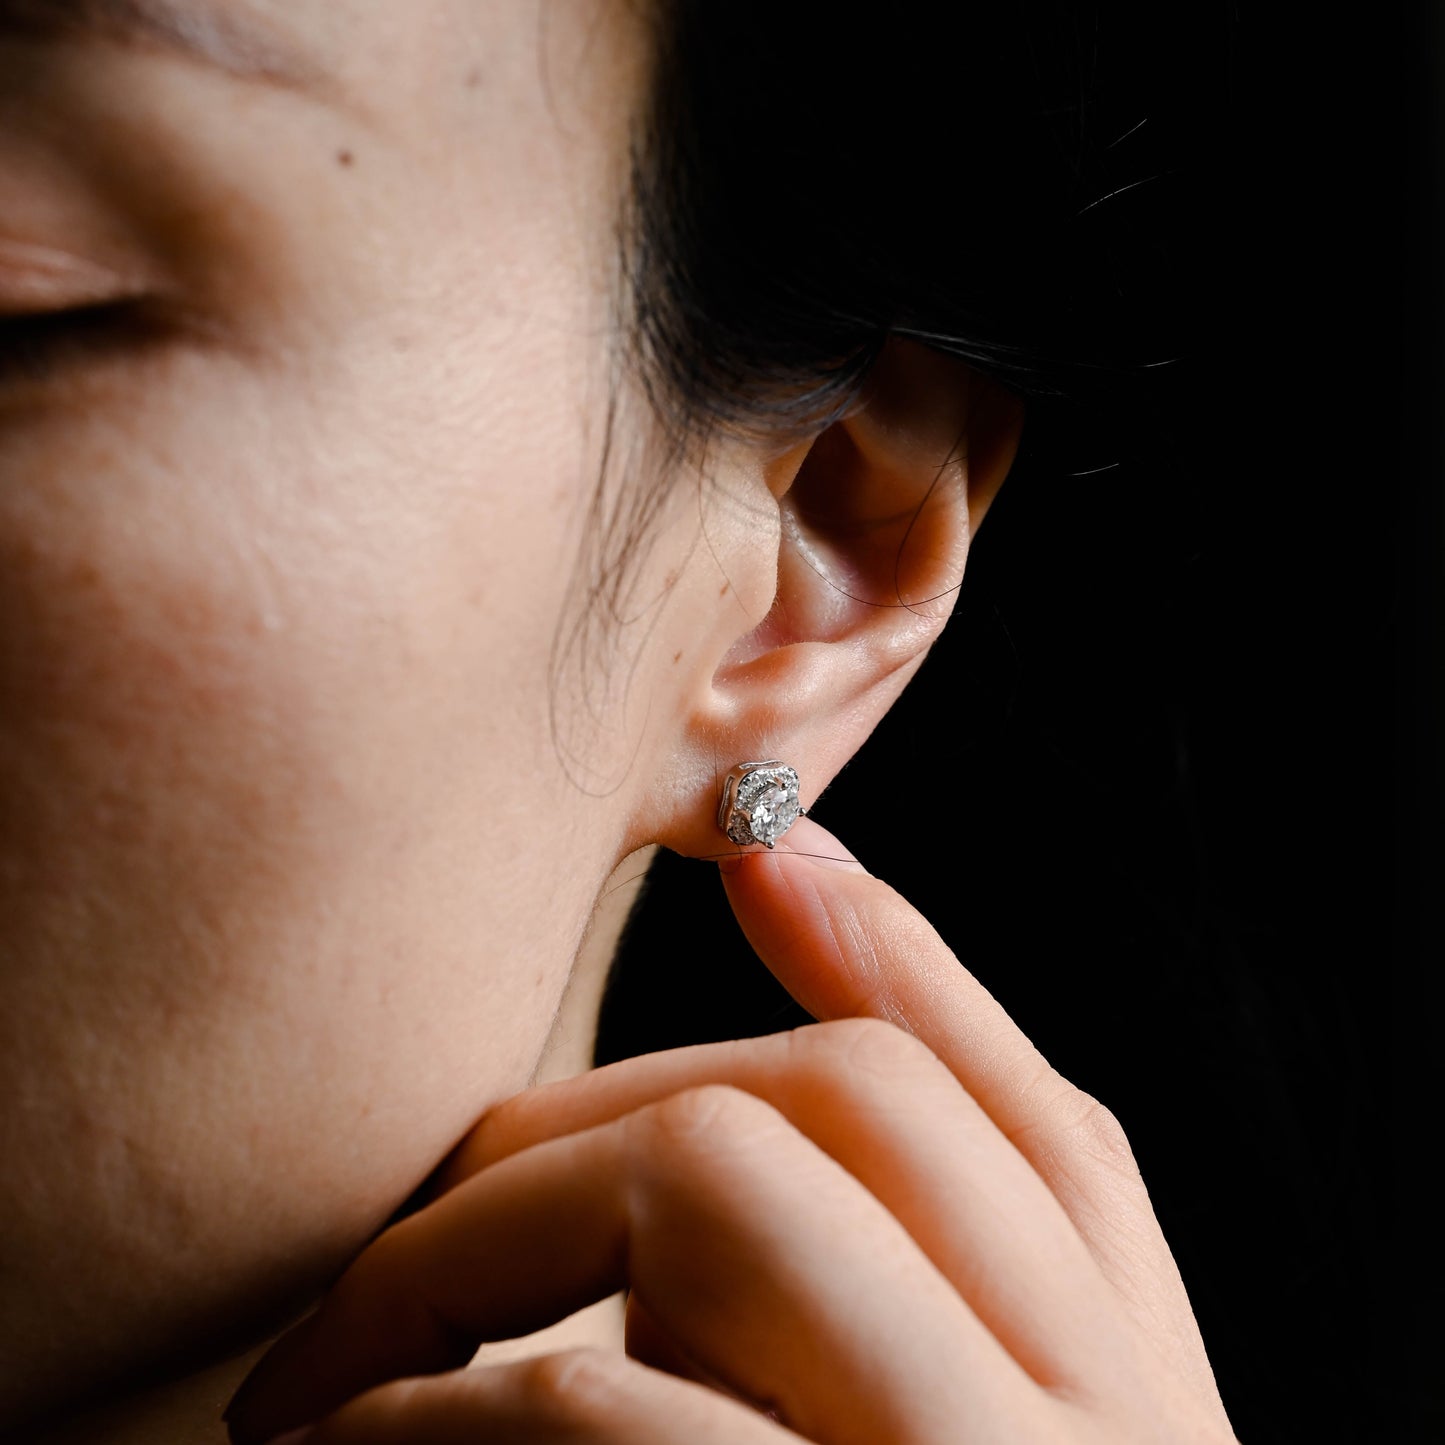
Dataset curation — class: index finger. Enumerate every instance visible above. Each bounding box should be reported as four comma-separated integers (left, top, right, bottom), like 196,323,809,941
720,815,1058,1132
720,815,1199,1348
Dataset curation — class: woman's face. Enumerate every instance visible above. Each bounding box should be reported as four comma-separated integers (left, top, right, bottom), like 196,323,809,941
0,0,655,1414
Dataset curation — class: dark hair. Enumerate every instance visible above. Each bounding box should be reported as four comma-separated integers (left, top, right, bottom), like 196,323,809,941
602,6,1412,1443
625,1,1206,459
554,1,1213,773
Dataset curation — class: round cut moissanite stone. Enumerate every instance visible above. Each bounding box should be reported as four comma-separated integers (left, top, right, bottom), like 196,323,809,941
718,762,805,849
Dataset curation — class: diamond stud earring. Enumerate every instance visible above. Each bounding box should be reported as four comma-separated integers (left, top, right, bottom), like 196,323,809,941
718,761,806,849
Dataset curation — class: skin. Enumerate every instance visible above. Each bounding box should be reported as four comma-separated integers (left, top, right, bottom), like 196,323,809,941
0,2,1237,1442
1,0,651,1428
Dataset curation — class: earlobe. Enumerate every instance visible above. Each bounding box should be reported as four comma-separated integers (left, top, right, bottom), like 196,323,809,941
639,342,1021,860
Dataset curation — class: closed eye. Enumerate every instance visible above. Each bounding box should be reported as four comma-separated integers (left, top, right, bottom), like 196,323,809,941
0,298,184,385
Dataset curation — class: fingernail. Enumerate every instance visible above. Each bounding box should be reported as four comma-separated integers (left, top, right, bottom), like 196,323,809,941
777,816,867,872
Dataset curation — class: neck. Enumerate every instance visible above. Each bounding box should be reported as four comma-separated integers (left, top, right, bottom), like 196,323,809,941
532,844,655,1086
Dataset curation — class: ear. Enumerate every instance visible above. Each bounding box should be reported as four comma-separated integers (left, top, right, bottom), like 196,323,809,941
633,340,1022,859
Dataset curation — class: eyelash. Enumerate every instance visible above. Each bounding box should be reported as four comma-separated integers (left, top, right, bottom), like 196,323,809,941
0,300,176,385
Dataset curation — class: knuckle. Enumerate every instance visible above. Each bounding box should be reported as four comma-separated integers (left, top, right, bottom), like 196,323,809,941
1068,1094,1140,1176
1011,1061,1142,1177
641,1083,787,1155
1040,1081,1140,1179
798,1015,940,1083
514,1347,633,1427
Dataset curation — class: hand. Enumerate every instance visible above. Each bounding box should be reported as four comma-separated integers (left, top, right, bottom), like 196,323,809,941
224,816,1238,1444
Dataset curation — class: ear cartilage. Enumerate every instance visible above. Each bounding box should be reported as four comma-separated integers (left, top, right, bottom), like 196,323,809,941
718,761,806,849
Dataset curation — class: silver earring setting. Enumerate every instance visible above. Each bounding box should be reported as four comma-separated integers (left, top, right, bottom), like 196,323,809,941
718,761,806,849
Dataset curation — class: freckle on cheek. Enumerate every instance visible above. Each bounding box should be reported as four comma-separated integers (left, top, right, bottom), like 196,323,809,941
336,149,355,168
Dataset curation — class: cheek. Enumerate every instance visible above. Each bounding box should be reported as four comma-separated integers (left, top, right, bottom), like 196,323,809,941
0,425,320,1008
0,365,592,1375
1,355,570,925
0,396,459,988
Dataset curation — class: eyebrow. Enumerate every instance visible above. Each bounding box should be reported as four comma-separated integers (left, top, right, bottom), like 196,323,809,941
0,0,327,94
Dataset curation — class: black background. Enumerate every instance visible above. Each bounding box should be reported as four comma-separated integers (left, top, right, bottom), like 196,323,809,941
599,11,1438,1443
